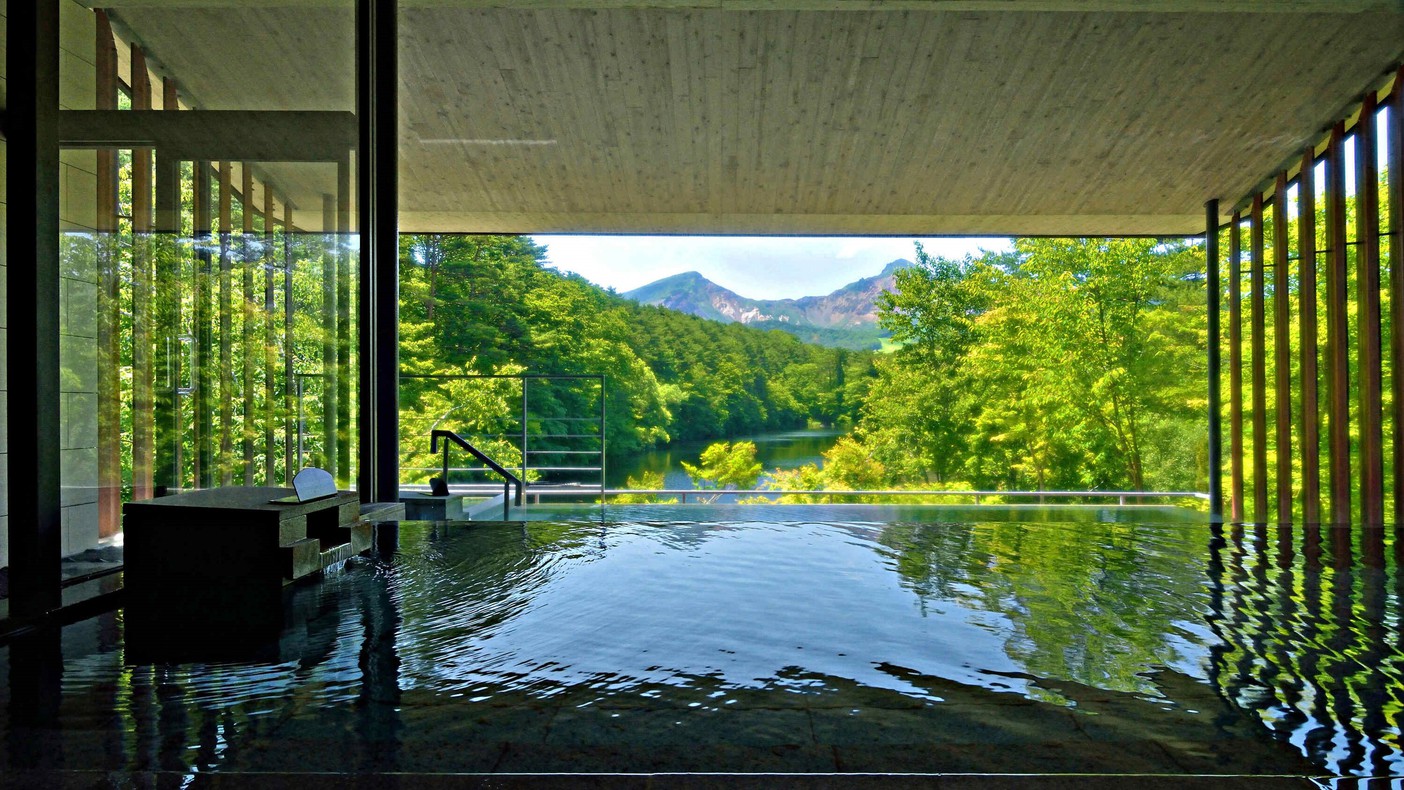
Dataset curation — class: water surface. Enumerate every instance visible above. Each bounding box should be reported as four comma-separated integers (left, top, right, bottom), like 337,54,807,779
0,512,1397,778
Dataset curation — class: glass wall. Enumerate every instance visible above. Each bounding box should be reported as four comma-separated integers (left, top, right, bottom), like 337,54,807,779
47,0,358,558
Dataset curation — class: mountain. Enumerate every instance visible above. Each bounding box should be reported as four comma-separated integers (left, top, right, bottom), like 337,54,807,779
623,259,912,350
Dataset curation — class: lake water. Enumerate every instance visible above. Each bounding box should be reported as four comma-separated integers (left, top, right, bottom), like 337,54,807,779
607,429,843,488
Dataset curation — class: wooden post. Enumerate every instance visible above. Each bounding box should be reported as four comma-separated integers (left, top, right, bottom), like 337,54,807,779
1207,199,1223,522
1272,174,1292,524
1325,122,1352,525
1250,193,1268,521
94,10,121,533
218,163,234,486
242,167,257,484
1355,91,1384,526
322,194,340,477
1230,211,1245,521
130,44,154,501
1390,69,1404,526
1298,149,1321,525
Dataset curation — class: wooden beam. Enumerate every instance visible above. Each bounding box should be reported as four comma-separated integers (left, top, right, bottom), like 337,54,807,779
59,110,358,163
1230,211,1245,522
95,9,122,537
1325,122,1352,525
130,43,154,502
1355,90,1384,526
1251,192,1268,521
1391,68,1404,526
1298,148,1321,525
1272,173,1292,525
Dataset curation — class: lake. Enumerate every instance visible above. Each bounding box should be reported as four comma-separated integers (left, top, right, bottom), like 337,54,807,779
607,428,843,489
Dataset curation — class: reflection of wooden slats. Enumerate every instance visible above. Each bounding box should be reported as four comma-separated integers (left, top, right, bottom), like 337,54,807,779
218,162,234,486
1273,174,1292,525
95,10,122,536
131,43,154,502
1230,213,1246,522
1298,149,1321,525
193,162,213,489
1325,124,1352,525
321,194,340,480
336,157,353,487
264,184,278,485
1356,91,1384,526
1251,194,1268,521
243,166,257,484
284,200,297,480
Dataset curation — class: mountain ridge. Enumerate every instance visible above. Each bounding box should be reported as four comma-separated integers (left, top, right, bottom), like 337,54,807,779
623,259,912,350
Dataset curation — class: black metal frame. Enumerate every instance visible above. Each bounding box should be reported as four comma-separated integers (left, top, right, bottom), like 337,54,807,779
6,2,63,619
1206,199,1223,523
359,0,400,505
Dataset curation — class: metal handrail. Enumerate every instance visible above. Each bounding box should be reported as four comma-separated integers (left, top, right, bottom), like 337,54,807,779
431,429,524,519
584,489,1211,505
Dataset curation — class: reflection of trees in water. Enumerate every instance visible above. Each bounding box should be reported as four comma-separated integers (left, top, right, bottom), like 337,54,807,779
875,520,1209,701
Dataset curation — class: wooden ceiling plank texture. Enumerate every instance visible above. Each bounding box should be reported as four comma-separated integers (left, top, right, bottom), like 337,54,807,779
102,6,1404,235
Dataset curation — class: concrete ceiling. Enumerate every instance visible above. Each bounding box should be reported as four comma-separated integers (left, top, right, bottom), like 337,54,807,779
100,1,1404,236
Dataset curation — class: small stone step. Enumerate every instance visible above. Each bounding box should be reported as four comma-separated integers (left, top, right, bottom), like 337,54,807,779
362,501,406,522
320,542,356,568
282,538,323,581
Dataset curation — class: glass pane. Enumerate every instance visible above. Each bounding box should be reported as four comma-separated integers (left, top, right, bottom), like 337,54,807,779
53,0,358,560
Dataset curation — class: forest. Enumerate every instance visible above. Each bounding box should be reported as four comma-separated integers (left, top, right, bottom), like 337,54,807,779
397,234,1213,496
396,234,877,480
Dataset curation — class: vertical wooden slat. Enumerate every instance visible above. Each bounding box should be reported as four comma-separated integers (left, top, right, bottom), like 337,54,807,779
94,10,121,534
1230,211,1245,521
1356,91,1385,526
130,44,154,501
217,163,234,486
1207,199,1223,522
264,186,277,484
1299,149,1321,524
1251,193,1268,520
1325,122,1353,525
1273,173,1293,524
322,194,339,478
1390,69,1404,526
242,167,257,484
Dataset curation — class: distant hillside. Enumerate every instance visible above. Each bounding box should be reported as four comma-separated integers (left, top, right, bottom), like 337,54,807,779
623,259,911,350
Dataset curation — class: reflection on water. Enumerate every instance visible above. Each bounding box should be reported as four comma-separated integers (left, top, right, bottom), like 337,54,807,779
1,516,1402,776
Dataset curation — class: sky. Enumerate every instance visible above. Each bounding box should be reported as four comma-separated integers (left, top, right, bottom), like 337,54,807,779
531,236,1014,301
